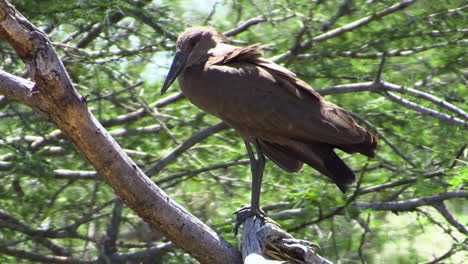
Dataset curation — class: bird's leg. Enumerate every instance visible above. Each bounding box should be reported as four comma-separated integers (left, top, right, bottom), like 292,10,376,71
249,139,265,214
234,139,266,234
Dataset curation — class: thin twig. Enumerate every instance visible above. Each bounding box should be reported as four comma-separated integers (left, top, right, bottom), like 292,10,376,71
433,202,467,235
224,14,294,37
358,169,447,194
145,122,229,176
420,243,461,264
274,0,421,61
156,159,249,185
349,111,418,168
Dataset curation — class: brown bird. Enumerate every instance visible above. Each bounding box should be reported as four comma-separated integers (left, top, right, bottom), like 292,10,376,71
161,27,378,226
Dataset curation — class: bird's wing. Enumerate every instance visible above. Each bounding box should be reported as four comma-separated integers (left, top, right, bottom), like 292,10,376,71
208,44,321,100
197,45,377,155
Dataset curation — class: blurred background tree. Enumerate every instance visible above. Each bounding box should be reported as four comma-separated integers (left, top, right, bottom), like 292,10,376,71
0,0,466,263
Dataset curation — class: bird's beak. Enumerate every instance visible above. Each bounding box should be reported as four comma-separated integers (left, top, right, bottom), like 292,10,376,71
161,51,187,94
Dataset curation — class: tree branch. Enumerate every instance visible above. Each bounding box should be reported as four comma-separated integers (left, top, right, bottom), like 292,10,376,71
0,2,241,263
224,14,294,37
296,41,466,59
349,111,418,168
146,121,229,177
274,0,421,61
420,243,462,264
0,211,71,256
358,169,447,194
0,247,94,264
108,243,175,263
356,191,467,211
433,202,468,235
317,81,468,127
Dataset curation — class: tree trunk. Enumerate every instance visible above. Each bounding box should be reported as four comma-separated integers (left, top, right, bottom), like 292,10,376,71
0,1,242,263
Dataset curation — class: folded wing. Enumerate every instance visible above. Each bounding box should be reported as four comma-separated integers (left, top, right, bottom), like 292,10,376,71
200,44,378,191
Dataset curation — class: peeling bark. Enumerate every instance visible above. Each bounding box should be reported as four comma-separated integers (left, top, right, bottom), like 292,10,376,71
241,216,332,264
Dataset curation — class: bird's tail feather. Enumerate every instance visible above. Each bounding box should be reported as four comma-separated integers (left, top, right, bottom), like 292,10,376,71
259,140,355,193
258,140,303,173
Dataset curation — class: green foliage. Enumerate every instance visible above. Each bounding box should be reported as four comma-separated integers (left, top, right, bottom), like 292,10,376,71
1,0,466,263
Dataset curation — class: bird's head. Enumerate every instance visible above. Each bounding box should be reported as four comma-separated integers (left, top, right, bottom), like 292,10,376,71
161,27,228,94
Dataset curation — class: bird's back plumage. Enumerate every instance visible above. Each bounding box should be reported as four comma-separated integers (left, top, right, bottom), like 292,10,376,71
175,27,378,192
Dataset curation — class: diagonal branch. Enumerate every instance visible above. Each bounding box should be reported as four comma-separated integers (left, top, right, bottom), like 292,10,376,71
322,0,353,32
146,121,229,177
349,111,418,168
433,202,468,235
274,0,421,61
385,91,467,127
224,14,295,37
0,2,241,263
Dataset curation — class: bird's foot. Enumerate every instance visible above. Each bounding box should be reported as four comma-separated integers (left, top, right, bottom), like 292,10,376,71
233,204,266,235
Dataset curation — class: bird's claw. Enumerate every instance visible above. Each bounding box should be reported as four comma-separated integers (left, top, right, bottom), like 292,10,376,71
233,204,266,236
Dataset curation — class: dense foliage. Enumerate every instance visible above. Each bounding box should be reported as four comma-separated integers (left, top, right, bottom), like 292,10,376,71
0,0,466,263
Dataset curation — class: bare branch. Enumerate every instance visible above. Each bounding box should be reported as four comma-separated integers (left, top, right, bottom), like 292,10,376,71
426,5,468,20
99,201,123,262
156,159,250,185
322,0,353,32
297,40,467,59
420,243,462,264
55,43,161,58
358,169,447,194
75,11,125,48
0,211,70,256
0,70,35,107
385,91,467,127
52,169,97,179
349,111,418,168
314,0,419,41
101,92,184,127
317,81,468,126
433,202,468,235
225,16,267,37
202,1,221,25
224,15,294,37
125,8,177,40
108,243,175,263
356,191,467,211
0,247,94,264
416,209,460,242
274,0,421,61
241,217,331,264
374,51,387,83
146,122,229,176
0,210,94,241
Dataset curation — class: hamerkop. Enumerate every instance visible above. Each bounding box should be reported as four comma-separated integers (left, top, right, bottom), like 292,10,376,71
161,27,378,225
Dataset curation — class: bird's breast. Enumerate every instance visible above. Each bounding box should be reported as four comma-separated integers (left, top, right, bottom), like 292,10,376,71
177,62,292,139
178,64,225,116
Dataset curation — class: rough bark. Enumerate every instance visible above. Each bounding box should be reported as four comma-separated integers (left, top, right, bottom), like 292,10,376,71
0,1,242,263
241,216,332,264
